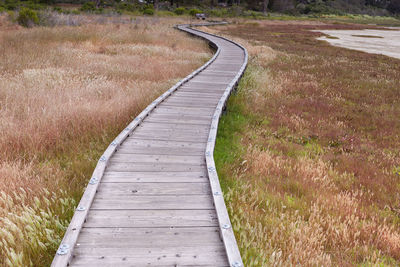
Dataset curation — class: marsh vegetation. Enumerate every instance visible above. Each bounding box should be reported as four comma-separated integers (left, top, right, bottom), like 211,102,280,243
206,20,400,266
0,15,211,266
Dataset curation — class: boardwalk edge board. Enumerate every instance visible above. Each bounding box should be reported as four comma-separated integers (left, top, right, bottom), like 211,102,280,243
52,22,247,267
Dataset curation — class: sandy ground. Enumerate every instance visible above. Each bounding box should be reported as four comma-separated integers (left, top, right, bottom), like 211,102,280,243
317,28,400,59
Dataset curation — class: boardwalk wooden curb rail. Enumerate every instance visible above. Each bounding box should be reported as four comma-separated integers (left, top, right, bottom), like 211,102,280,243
52,22,248,267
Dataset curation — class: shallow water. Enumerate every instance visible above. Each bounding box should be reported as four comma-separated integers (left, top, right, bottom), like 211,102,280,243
316,28,400,59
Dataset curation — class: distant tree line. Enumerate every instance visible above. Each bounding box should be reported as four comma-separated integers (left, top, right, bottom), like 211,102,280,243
84,0,400,15
1,0,399,15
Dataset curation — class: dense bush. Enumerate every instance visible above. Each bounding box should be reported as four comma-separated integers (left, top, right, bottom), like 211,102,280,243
52,6,63,13
189,8,202,16
17,7,39,27
117,2,138,13
80,1,96,12
174,7,185,15
143,7,154,15
4,0,18,10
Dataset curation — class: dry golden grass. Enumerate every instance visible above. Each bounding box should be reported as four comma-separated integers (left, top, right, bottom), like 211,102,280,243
209,21,400,266
0,15,211,266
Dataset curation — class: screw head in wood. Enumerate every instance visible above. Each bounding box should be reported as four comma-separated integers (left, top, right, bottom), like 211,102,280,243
99,156,106,162
111,141,117,146
76,206,85,211
222,224,231,229
57,244,70,255
232,262,242,267
89,177,98,185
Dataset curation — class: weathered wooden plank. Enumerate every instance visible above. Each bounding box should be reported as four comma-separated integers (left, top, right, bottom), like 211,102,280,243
102,176,207,183
121,138,206,148
143,117,214,125
130,132,210,139
102,171,207,183
200,70,237,75
106,163,206,172
91,195,214,209
130,132,209,139
205,65,241,72
166,96,220,103
191,75,234,83
131,131,210,138
116,147,205,156
145,113,213,121
178,88,225,94
73,245,225,256
84,209,218,228
151,108,215,116
71,249,227,266
96,182,210,195
180,83,227,89
132,127,210,135
71,263,227,267
172,92,222,98
76,227,222,247
152,105,215,112
72,263,227,267
187,80,230,86
134,121,211,130
110,154,205,165
161,99,219,106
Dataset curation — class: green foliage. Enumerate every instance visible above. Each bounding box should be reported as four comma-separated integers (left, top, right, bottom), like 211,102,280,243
17,8,39,27
189,8,202,16
7,10,15,20
117,3,134,12
0,189,76,266
80,1,96,12
174,7,185,15
143,7,154,15
52,6,63,13
4,0,17,10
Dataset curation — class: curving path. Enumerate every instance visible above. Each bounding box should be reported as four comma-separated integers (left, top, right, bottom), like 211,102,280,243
52,23,247,267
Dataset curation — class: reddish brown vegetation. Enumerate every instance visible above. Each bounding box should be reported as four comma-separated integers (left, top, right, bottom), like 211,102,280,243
211,20,400,266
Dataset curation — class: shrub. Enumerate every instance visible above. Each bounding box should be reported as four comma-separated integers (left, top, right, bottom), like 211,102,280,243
80,2,96,12
52,6,63,13
174,7,185,15
189,8,202,16
7,10,16,21
117,2,137,12
24,1,46,10
5,0,17,10
17,8,39,27
143,8,154,15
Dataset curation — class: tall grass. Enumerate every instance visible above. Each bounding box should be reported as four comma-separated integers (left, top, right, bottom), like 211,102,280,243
0,15,211,266
209,20,400,266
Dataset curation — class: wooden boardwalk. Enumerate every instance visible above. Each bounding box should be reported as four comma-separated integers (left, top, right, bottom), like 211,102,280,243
52,23,247,267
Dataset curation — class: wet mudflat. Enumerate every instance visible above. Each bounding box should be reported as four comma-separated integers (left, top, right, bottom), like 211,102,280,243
317,28,400,59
